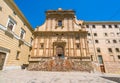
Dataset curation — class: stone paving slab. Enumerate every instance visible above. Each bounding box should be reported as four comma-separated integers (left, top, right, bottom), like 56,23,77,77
0,70,120,83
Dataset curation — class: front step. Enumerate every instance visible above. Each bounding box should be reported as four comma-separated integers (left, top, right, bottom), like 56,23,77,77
28,57,93,72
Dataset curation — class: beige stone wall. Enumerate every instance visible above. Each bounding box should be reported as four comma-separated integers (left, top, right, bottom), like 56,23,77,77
32,33,88,57
86,23,120,73
104,62,120,74
0,0,33,70
32,9,89,58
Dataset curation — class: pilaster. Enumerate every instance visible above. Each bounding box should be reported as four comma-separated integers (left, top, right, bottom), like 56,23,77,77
73,35,76,57
80,34,83,57
43,35,47,57
36,37,40,57
31,38,35,57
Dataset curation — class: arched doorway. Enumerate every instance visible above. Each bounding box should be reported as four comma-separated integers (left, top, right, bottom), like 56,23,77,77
56,46,64,58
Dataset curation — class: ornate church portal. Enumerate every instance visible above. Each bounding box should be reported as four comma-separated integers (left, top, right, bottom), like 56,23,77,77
56,46,64,58
53,40,66,58
28,8,93,71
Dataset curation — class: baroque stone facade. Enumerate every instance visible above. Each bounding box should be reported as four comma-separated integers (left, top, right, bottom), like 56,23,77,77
29,8,92,72
29,8,120,74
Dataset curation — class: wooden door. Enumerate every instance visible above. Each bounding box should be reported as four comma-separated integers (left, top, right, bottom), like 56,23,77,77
56,46,64,58
0,52,6,70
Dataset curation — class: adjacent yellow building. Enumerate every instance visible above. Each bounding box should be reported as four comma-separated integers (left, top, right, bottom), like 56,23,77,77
0,0,33,70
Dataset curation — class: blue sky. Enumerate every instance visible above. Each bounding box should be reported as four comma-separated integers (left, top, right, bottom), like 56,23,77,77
14,0,120,28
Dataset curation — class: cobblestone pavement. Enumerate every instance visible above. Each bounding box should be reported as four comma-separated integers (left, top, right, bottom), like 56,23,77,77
0,70,120,83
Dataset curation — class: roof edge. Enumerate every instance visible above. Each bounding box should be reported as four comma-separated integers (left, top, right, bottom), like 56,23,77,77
4,0,34,32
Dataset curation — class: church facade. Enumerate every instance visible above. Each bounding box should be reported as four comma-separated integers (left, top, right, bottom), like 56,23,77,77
29,8,120,73
29,8,92,72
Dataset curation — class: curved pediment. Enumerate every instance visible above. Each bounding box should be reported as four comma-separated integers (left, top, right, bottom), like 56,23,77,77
35,9,86,32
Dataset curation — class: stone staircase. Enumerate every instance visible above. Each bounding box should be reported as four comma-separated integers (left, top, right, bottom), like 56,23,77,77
28,57,93,72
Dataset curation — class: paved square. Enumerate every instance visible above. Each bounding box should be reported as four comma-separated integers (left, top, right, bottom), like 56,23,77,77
0,70,120,83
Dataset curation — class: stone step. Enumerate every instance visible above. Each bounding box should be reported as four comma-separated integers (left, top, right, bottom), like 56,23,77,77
28,58,93,72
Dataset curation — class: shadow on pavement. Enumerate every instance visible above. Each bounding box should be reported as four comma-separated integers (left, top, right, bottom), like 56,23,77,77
101,76,120,83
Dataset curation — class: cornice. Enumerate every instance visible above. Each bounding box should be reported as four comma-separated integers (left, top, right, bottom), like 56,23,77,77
33,31,88,35
84,21,120,24
4,0,34,32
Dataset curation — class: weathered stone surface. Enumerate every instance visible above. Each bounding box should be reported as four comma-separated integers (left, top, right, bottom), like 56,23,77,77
28,57,93,72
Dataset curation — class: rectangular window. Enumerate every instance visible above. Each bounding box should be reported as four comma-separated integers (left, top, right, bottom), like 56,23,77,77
98,55,103,64
16,51,20,60
20,28,26,39
117,33,120,37
86,25,89,28
88,33,91,36
113,40,117,43
92,25,96,28
106,39,110,44
115,48,120,52
114,25,118,28
108,25,112,28
76,43,80,48
7,17,16,31
118,55,120,59
104,33,108,36
40,43,44,48
95,40,99,43
97,48,101,53
102,25,106,28
108,48,112,53
94,33,97,36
